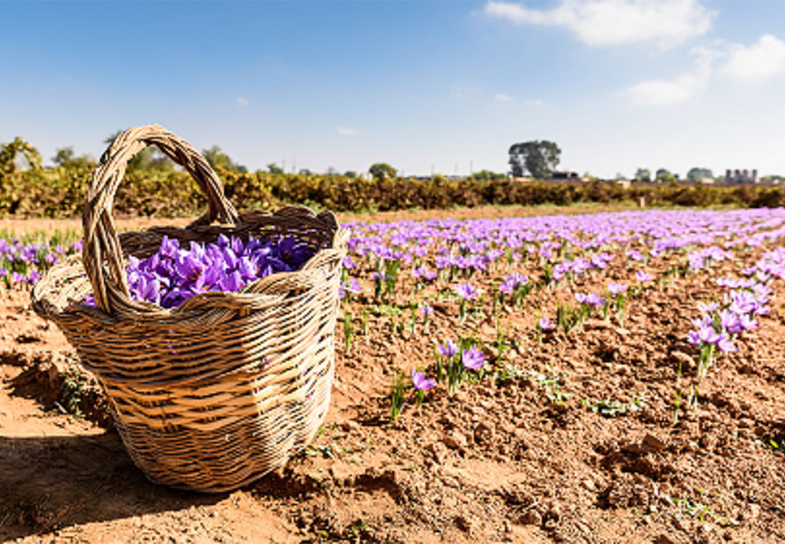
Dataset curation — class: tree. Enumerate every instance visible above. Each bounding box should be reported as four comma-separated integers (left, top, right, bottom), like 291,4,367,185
634,168,651,182
52,147,95,169
0,137,41,176
687,167,714,182
471,169,505,182
267,163,284,174
369,162,396,180
508,140,561,179
582,172,599,182
655,168,677,183
202,145,247,173
344,170,358,178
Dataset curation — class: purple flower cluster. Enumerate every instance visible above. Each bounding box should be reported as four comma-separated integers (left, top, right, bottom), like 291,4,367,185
687,316,737,353
499,273,529,294
1,237,81,287
636,270,653,283
626,249,645,262
341,209,785,303
575,291,605,306
552,252,614,282
688,279,770,354
412,266,437,282
86,234,315,309
687,246,733,270
339,278,363,299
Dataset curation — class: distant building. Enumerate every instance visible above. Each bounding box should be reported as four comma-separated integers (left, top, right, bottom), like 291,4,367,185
550,171,580,181
725,169,758,183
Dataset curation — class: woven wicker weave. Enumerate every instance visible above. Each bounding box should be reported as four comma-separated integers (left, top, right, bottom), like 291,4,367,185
32,124,347,492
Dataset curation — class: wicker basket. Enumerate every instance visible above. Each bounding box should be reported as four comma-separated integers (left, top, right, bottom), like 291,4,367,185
31,124,347,492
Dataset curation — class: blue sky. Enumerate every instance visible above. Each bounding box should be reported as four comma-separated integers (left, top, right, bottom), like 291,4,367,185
2,0,785,178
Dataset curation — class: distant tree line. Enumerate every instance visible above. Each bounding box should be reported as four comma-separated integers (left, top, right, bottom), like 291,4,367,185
3,134,785,218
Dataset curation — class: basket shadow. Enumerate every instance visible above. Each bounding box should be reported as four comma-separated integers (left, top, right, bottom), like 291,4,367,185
0,432,225,540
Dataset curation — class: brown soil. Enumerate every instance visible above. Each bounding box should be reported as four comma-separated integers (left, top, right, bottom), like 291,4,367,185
2,205,785,543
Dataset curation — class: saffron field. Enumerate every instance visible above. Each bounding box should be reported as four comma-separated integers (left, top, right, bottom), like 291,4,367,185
1,206,785,542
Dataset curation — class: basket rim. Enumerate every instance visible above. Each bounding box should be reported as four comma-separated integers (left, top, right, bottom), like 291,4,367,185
32,208,348,327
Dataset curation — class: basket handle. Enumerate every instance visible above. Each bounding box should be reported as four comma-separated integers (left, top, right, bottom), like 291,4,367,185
82,124,240,313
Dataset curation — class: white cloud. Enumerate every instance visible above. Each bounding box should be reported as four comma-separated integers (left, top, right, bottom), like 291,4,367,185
721,34,785,84
626,73,705,105
624,35,785,106
484,0,714,48
493,92,513,102
524,98,545,107
236,97,250,107
625,46,714,105
337,126,359,136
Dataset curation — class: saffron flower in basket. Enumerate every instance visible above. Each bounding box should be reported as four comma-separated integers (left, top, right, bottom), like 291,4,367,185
84,233,316,309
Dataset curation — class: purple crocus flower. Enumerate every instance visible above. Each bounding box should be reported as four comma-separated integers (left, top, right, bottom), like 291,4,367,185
339,279,362,299
719,309,743,335
278,236,314,268
608,282,627,295
738,313,759,332
692,315,714,329
455,282,479,300
539,316,555,331
728,290,763,316
137,274,161,305
462,345,488,370
688,325,720,345
717,334,737,353
158,235,180,259
223,270,244,292
508,273,529,287
585,292,605,306
552,263,567,282
413,266,436,281
412,369,436,391
635,270,653,283
371,271,388,282
717,278,740,288
438,340,459,359
697,301,719,314
420,303,434,318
